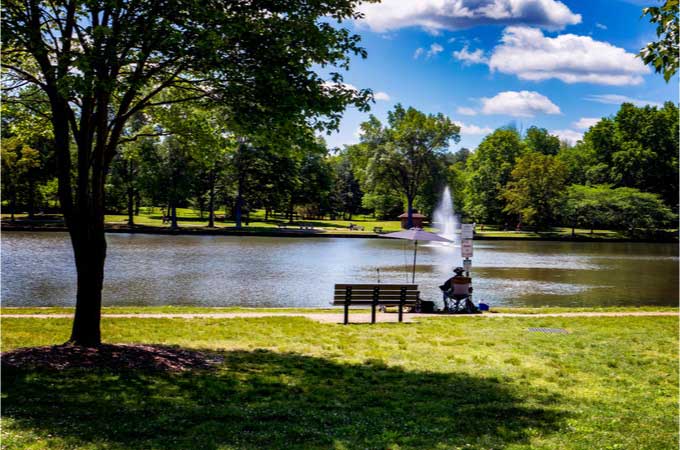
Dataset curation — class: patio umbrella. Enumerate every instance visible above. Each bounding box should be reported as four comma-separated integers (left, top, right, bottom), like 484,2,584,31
383,227,452,283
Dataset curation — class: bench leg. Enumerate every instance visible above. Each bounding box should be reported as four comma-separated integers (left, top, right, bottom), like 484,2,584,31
344,302,349,325
398,303,403,322
371,302,376,324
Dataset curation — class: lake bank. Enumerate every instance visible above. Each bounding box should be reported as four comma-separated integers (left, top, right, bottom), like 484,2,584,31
2,221,677,243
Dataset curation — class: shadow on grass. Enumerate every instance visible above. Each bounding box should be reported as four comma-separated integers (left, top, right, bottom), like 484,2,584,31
2,348,565,449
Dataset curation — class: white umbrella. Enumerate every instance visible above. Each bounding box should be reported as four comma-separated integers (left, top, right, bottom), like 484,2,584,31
383,227,452,283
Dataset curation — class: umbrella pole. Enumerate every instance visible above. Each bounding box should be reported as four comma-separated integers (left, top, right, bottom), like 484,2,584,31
412,240,418,283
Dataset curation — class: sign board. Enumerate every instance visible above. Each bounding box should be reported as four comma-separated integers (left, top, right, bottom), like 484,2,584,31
461,239,473,258
461,223,474,240
463,258,472,272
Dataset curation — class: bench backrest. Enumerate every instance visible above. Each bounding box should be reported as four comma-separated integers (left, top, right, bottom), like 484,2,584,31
333,284,419,304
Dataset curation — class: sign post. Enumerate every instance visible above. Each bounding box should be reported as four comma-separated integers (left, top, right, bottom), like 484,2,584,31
461,223,474,240
461,223,474,276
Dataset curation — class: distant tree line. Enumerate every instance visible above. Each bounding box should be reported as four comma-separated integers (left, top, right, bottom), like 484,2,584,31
3,101,677,236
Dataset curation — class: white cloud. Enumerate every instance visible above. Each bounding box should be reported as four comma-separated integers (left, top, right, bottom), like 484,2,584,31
322,81,358,91
427,43,444,58
595,22,607,30
480,90,561,117
452,46,488,65
374,91,391,101
551,129,583,144
573,117,600,129
454,121,493,135
584,94,663,107
456,106,478,116
488,27,650,85
415,43,444,59
357,0,581,33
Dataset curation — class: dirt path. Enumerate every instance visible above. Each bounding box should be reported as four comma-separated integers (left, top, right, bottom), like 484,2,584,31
1,311,676,324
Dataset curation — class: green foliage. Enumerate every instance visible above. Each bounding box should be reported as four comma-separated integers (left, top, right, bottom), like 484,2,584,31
524,126,561,155
502,153,568,229
353,104,460,226
465,128,526,223
582,102,679,207
639,0,679,81
562,184,675,234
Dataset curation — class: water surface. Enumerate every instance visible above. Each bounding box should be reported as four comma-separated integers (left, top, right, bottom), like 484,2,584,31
2,232,677,308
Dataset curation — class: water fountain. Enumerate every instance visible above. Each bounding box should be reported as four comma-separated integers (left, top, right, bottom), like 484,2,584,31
432,186,458,243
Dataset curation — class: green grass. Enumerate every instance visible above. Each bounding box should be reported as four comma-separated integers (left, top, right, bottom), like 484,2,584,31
6,209,677,240
2,314,678,449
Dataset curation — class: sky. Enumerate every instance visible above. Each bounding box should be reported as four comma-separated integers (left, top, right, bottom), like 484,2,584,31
322,0,678,152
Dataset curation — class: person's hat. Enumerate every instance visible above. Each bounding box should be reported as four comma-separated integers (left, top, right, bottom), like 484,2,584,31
453,267,464,274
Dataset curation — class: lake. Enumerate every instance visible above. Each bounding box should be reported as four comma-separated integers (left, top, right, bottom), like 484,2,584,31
2,232,677,308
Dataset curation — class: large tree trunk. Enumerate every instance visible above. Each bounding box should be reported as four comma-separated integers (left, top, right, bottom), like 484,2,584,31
406,196,414,229
69,218,106,346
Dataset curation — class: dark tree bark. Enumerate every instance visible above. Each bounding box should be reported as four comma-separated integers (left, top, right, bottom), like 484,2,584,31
208,166,216,227
28,180,36,219
170,202,178,229
406,196,414,229
127,187,135,226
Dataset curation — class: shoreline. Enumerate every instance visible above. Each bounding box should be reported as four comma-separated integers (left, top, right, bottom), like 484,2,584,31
2,223,677,243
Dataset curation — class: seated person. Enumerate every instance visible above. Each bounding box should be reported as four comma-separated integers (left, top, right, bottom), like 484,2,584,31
439,267,476,313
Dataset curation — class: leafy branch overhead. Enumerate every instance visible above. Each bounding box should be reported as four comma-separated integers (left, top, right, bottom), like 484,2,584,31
639,0,679,82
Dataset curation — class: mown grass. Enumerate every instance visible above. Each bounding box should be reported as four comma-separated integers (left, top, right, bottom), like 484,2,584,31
8,209,665,240
2,315,678,449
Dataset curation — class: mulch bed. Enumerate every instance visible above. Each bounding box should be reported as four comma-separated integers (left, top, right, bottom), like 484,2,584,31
1,344,223,372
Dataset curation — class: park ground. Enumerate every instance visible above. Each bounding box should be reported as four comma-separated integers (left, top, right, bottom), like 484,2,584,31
3,207,675,241
1,306,678,449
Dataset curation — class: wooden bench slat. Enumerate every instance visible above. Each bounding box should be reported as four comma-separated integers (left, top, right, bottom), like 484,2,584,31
332,300,418,305
334,284,418,290
333,294,419,301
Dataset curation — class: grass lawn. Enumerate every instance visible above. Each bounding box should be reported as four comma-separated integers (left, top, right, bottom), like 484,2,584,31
9,209,671,240
2,314,677,449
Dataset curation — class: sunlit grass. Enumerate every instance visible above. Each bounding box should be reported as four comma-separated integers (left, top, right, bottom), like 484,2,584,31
1,315,678,449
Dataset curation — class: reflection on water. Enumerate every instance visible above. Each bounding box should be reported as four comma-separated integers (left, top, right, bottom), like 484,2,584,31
1,232,678,308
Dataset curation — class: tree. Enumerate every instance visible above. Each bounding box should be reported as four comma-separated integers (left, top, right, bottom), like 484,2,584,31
1,138,42,221
561,185,614,235
524,126,560,156
465,128,526,224
639,0,679,81
502,153,568,229
580,103,679,208
562,185,675,235
329,150,363,220
356,105,460,228
2,0,372,345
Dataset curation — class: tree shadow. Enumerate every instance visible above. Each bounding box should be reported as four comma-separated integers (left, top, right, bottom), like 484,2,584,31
2,348,566,449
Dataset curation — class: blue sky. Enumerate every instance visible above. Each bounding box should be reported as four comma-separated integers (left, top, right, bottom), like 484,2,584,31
323,0,678,151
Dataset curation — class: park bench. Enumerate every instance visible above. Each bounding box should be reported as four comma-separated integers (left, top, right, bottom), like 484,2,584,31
332,283,419,324
348,224,365,231
277,223,288,229
298,223,315,230
373,226,383,233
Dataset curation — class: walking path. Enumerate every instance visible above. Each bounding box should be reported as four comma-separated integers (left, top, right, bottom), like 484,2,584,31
2,311,676,324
